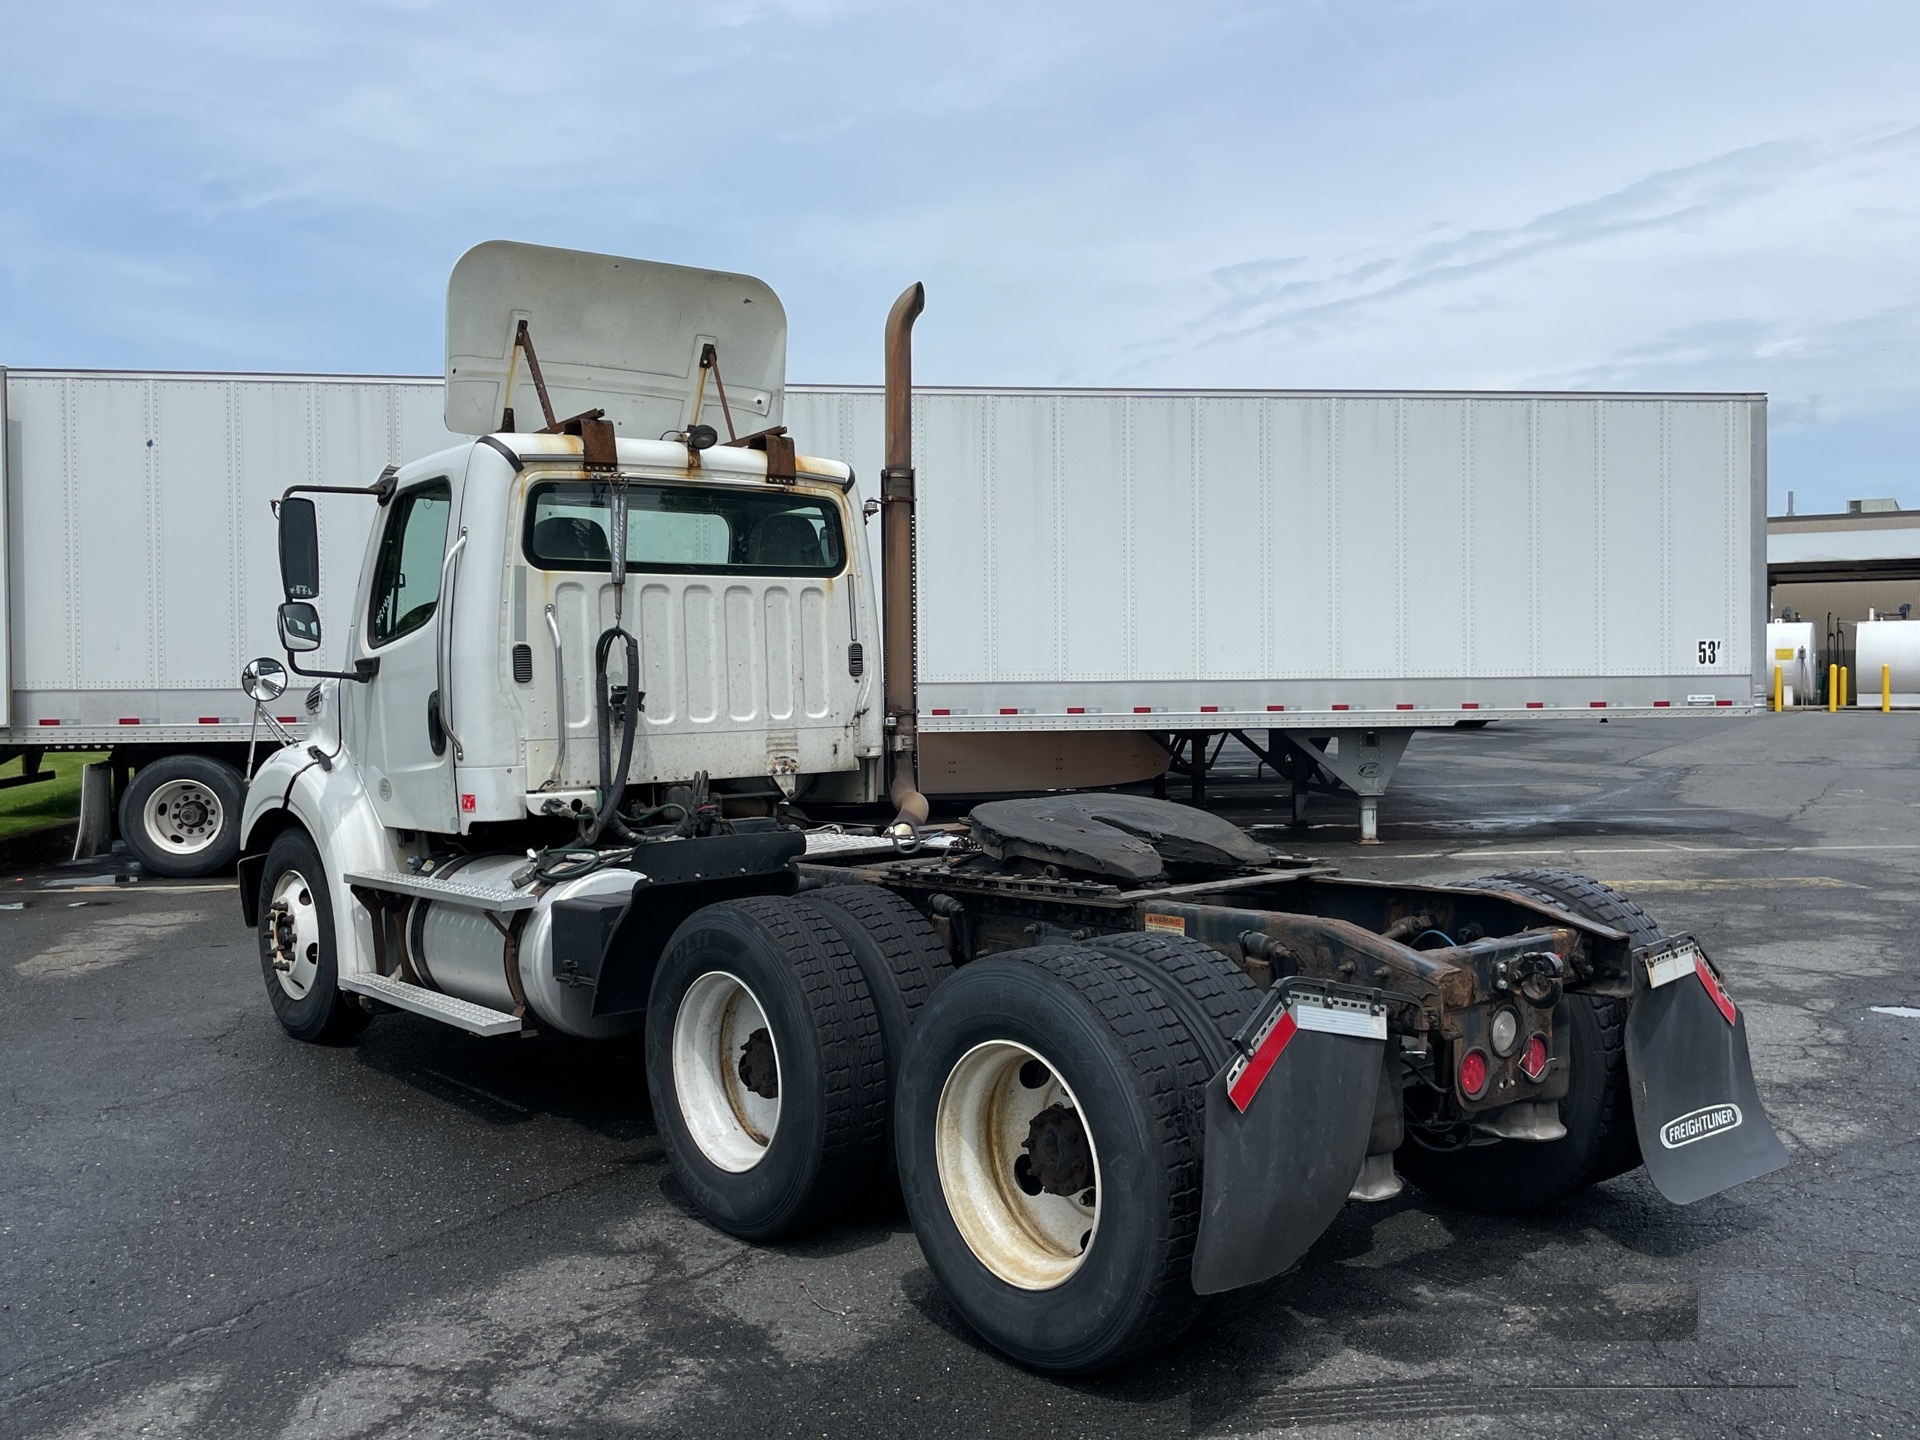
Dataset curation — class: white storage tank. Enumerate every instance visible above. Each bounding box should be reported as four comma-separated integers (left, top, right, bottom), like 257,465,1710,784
1854,620,1920,708
1765,621,1818,706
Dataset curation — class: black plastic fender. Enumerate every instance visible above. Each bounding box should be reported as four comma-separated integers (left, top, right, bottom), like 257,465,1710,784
1624,936,1788,1204
1190,984,1385,1295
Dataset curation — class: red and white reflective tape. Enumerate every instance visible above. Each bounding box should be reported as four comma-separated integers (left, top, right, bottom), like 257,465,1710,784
1694,955,1738,1025
1643,941,1737,1027
1225,992,1388,1112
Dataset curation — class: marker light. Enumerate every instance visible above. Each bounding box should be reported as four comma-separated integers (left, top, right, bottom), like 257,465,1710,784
1459,1048,1490,1100
1520,1034,1549,1083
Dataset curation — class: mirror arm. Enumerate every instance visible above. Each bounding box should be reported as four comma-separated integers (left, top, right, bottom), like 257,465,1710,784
284,653,379,683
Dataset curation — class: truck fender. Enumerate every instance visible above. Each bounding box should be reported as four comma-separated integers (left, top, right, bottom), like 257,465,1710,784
1623,936,1788,1204
1190,984,1386,1295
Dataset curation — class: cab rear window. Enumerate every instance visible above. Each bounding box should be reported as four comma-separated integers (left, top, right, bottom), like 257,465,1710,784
523,481,846,576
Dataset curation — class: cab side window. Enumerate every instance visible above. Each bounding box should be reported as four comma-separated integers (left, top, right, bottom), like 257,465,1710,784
367,482,452,647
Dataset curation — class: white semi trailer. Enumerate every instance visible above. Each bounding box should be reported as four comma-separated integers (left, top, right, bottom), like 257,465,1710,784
231,242,1784,1372
0,368,444,872
2,358,1763,868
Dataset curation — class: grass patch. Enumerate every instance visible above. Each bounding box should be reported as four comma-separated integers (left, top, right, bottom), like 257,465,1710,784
0,751,107,840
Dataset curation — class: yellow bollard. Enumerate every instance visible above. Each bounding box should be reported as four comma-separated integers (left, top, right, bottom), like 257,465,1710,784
1829,663,1838,712
1843,666,1851,708
1884,663,1893,713
1773,665,1783,712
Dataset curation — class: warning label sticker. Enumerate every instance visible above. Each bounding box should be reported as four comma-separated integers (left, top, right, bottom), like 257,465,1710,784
1142,913,1186,935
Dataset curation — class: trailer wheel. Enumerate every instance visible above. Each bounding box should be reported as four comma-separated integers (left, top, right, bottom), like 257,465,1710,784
798,886,954,1177
1397,870,1660,1211
646,896,887,1240
895,947,1209,1373
257,828,368,1043
119,754,246,877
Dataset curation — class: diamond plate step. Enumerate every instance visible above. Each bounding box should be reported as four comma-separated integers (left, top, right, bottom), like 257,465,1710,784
339,973,523,1036
344,869,539,912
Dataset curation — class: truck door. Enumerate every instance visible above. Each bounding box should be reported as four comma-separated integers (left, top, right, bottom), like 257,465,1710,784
352,477,459,832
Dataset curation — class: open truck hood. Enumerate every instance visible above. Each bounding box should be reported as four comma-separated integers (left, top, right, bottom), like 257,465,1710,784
444,241,786,440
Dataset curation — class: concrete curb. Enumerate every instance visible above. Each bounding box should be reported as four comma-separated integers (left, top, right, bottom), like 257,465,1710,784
0,821,79,873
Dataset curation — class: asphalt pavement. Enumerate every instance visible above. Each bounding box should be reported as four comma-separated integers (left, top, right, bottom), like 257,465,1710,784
2,713,1917,1438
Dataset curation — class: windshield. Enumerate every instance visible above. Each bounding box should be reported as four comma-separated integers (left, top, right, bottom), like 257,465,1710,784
523,480,846,577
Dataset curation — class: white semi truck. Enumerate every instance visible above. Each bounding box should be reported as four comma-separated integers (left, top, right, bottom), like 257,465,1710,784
232,242,1784,1371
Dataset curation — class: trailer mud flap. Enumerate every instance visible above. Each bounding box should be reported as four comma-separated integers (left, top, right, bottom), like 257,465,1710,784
1624,937,1788,1205
1191,986,1385,1295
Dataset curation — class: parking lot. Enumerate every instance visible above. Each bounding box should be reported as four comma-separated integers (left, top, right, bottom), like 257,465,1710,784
3,713,1916,1439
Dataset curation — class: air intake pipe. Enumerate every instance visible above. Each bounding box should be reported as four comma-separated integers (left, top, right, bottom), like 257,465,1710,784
881,282,929,836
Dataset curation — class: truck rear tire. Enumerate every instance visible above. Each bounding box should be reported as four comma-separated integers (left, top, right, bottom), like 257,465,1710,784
1396,869,1659,1212
1083,932,1262,1068
894,946,1209,1373
645,896,887,1240
119,754,245,878
257,828,369,1044
797,886,954,1179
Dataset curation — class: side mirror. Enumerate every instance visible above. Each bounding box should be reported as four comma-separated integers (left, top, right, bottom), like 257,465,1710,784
278,601,323,654
241,656,289,702
278,497,321,600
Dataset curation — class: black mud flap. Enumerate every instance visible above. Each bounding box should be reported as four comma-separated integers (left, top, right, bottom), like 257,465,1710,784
1190,984,1385,1295
1624,936,1788,1205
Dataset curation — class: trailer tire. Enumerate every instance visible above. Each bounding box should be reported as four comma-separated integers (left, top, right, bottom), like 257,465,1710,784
646,896,887,1240
1083,932,1262,1068
1396,870,1659,1210
120,754,246,877
257,828,368,1044
797,886,954,1174
895,947,1209,1373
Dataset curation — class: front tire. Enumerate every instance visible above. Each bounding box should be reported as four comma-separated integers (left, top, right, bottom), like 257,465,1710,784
257,828,367,1043
120,754,245,877
895,947,1209,1373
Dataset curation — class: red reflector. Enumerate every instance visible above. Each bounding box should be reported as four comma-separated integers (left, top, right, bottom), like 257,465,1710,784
119,717,140,725
278,716,297,724
1526,702,1544,709
999,708,1019,715
1200,705,1219,713
1653,700,1672,707
1716,699,1733,706
1331,704,1350,711
1520,1034,1549,1082
1590,701,1607,709
1461,702,1479,710
1133,706,1152,713
38,718,59,726
1396,703,1413,711
1066,707,1085,715
1459,1048,1490,1100
1267,704,1286,712
930,708,951,716
1227,1010,1298,1112
200,716,223,724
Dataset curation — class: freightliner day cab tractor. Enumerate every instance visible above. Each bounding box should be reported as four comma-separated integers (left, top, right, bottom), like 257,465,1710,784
236,243,1786,1372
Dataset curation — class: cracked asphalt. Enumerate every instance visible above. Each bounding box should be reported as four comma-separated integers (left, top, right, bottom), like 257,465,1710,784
2,713,1917,1438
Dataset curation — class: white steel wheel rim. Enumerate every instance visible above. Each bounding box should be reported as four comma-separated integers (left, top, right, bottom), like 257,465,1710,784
936,1040,1103,1291
672,971,783,1173
144,778,224,857
266,869,323,1000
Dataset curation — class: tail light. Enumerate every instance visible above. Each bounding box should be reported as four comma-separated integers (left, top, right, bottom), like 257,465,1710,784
1519,1033,1549,1082
1458,1047,1490,1100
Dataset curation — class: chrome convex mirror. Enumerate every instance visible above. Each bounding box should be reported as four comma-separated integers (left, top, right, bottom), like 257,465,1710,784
241,656,289,702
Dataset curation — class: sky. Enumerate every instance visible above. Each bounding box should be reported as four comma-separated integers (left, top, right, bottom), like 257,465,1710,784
2,0,1916,516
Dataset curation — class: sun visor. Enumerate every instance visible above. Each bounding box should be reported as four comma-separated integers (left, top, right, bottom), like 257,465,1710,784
444,241,786,439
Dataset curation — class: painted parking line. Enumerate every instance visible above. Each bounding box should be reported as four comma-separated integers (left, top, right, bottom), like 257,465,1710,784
1590,877,1864,891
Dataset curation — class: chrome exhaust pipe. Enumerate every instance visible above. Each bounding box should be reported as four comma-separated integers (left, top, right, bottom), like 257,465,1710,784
881,282,929,834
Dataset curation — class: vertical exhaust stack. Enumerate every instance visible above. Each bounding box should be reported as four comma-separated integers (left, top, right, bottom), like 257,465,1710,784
882,282,930,834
